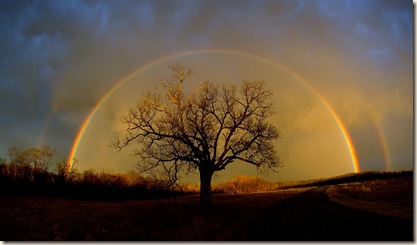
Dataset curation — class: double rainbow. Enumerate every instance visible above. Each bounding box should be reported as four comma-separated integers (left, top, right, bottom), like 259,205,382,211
67,48,361,173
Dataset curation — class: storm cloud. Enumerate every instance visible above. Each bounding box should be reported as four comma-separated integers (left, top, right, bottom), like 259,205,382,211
0,0,413,182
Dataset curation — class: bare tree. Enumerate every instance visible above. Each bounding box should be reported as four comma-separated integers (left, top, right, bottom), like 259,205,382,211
55,158,79,183
112,63,282,204
8,145,55,181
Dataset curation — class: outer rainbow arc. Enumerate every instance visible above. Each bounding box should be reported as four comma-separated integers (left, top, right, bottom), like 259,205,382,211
372,113,391,171
37,111,54,149
67,48,360,173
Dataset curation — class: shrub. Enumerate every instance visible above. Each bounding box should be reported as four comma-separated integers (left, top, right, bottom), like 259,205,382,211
213,175,277,194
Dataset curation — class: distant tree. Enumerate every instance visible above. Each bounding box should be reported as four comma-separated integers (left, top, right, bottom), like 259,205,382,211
81,169,100,186
8,146,32,180
8,145,55,181
55,158,79,183
29,145,55,173
124,170,146,187
112,63,282,204
0,157,7,178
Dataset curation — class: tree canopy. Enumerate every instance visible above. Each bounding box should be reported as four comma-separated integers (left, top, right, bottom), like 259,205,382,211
112,63,282,204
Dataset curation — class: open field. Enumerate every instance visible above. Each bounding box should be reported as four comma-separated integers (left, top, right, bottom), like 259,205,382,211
326,175,413,219
0,189,305,240
0,173,413,241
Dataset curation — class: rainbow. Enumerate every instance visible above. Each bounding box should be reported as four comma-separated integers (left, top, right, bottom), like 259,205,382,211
37,111,54,148
372,113,391,171
67,48,360,173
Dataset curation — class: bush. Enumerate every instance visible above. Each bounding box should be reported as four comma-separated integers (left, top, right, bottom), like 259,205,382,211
213,175,278,194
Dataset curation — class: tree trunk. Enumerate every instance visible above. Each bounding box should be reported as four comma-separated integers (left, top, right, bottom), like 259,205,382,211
199,169,213,205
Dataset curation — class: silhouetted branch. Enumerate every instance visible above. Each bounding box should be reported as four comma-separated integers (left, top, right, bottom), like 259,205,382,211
112,62,282,204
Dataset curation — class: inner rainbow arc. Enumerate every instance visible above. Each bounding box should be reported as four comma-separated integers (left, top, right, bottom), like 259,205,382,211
67,48,360,173
278,69,361,173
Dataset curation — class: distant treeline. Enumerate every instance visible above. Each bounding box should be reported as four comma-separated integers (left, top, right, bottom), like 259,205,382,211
1,146,411,200
0,145,198,200
0,146,279,200
277,170,413,189
0,165,185,200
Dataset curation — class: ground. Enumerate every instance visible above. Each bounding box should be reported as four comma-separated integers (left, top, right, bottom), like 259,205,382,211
0,176,413,241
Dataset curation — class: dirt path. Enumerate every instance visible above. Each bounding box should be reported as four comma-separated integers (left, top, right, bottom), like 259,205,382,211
233,187,413,241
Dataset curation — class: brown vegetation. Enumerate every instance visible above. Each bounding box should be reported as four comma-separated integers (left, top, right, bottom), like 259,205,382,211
0,151,412,241
0,145,285,200
326,175,413,219
213,175,278,194
0,189,304,240
0,146,194,200
0,174,412,241
0,145,413,240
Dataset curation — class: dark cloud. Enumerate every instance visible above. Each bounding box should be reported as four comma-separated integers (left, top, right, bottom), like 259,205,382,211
0,0,413,181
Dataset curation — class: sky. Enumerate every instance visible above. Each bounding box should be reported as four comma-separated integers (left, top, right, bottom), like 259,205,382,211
0,0,413,183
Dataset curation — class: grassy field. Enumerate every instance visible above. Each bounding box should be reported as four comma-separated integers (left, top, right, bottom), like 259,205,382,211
326,175,413,219
0,171,413,241
0,189,306,240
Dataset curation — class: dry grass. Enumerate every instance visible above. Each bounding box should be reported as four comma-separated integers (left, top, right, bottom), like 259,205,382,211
326,176,413,219
213,175,279,194
0,188,307,241
1,172,412,241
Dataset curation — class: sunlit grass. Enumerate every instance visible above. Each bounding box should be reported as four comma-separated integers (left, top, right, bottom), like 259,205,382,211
326,175,413,219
